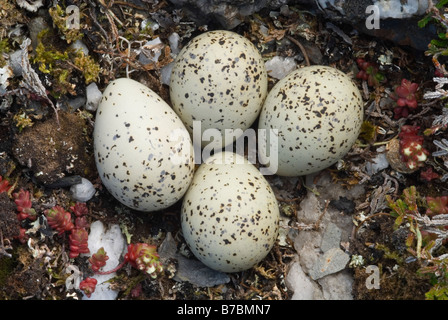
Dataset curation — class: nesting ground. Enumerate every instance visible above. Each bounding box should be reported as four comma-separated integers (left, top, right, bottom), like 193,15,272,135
0,0,447,300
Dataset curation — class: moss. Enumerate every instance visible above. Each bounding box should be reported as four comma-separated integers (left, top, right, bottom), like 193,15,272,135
13,111,34,132
33,30,69,74
32,28,100,96
0,38,10,67
73,51,100,84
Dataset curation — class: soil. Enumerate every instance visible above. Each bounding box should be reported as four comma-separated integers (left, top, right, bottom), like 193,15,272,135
0,0,447,300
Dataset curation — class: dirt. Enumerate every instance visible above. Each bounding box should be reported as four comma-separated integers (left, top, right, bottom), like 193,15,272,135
0,0,447,300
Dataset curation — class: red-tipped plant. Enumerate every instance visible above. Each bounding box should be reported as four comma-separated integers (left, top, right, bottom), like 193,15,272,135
89,247,109,272
74,216,89,229
426,196,448,216
79,277,97,298
356,58,386,87
70,202,88,217
95,243,163,279
390,79,419,119
420,167,439,182
45,206,74,235
14,189,37,221
68,228,90,258
399,125,429,170
0,176,12,194
125,243,163,278
13,227,28,244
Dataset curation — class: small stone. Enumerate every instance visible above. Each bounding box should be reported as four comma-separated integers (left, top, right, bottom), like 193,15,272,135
265,56,297,80
139,37,163,65
84,221,127,300
318,271,354,300
365,146,389,175
70,177,96,202
168,32,180,55
70,39,89,56
309,247,350,280
161,62,174,86
159,233,230,287
85,82,102,112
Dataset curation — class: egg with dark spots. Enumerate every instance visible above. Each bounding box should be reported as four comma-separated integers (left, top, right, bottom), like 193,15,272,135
93,78,195,212
258,65,364,176
170,30,268,148
181,152,279,273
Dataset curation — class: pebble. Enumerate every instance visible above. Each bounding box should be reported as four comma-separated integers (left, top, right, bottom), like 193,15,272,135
139,37,163,65
70,177,96,202
265,56,297,80
85,82,102,112
159,233,230,287
365,146,389,175
309,247,350,280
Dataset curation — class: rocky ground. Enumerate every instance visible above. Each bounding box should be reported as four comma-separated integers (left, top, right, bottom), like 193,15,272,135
1,0,448,300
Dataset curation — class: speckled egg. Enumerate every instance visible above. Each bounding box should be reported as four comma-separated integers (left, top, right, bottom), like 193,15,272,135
170,30,268,148
93,78,195,212
258,65,364,176
181,152,279,273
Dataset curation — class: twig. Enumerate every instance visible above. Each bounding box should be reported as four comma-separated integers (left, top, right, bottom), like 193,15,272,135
287,35,310,67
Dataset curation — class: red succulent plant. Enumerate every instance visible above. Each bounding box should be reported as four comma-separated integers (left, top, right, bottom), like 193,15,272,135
95,243,163,279
390,79,419,119
79,277,97,298
44,206,74,235
70,202,88,217
68,228,90,258
89,247,109,272
0,176,12,194
14,189,37,221
426,196,448,216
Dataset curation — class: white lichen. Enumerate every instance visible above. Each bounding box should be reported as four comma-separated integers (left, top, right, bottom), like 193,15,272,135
16,0,43,12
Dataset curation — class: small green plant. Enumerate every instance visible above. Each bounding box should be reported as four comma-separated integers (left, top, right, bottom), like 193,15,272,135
387,186,424,257
386,186,448,299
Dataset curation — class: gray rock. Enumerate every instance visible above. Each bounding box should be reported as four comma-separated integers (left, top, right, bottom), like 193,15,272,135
167,0,292,29
318,270,354,300
309,247,350,280
167,0,436,50
320,222,342,253
286,258,323,300
159,233,230,287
